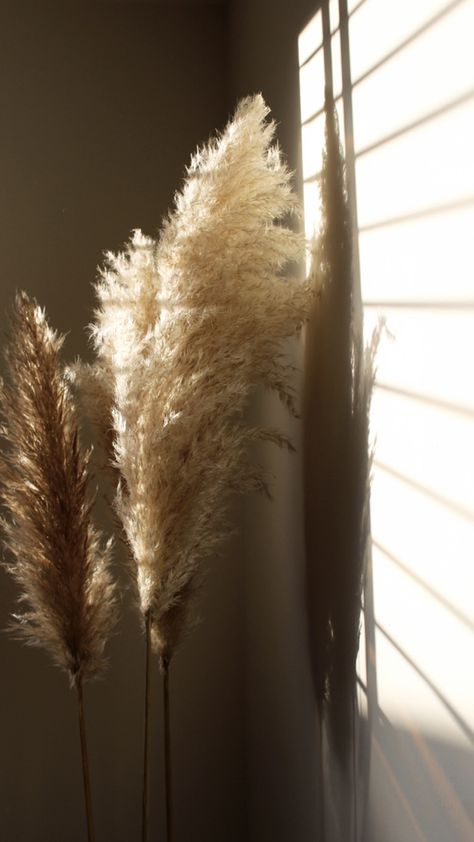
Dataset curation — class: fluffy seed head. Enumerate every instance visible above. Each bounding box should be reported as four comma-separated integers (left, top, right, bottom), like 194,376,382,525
0,293,117,685
79,95,313,661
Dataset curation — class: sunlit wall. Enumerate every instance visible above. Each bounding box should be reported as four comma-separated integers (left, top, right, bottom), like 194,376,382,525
299,1,474,840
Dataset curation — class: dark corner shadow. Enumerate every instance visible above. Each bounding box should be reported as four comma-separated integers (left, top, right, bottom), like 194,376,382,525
301,9,381,840
302,8,375,797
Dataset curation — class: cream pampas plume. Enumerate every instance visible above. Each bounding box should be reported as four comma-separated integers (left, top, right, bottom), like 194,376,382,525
0,292,117,842
75,95,313,841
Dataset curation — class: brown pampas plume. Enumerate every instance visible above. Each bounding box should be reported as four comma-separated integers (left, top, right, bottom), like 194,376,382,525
0,292,117,842
73,95,313,842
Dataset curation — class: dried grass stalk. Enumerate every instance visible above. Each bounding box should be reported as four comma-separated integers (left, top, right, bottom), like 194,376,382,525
74,95,313,664
0,292,117,686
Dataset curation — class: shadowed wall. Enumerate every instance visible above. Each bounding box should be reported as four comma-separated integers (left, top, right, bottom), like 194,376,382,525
0,3,248,842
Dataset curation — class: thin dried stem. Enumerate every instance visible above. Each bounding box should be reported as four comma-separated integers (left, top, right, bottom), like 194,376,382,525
142,613,152,842
352,690,358,841
161,657,173,842
76,679,96,842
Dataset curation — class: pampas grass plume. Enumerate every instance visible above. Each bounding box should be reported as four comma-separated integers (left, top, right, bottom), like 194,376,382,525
75,94,313,664
0,292,117,686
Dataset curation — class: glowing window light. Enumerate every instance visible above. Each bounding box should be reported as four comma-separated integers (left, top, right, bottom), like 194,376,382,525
366,308,474,411
301,97,345,183
359,207,474,304
301,111,326,181
373,617,473,749
351,1,474,155
370,388,474,514
355,99,474,229
299,12,345,251
348,0,466,84
299,0,474,765
331,29,343,97
298,12,322,66
299,47,325,125
370,469,474,629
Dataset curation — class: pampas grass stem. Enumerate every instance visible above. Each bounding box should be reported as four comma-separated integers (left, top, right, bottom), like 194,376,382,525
161,657,173,842
77,678,96,842
142,612,152,842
